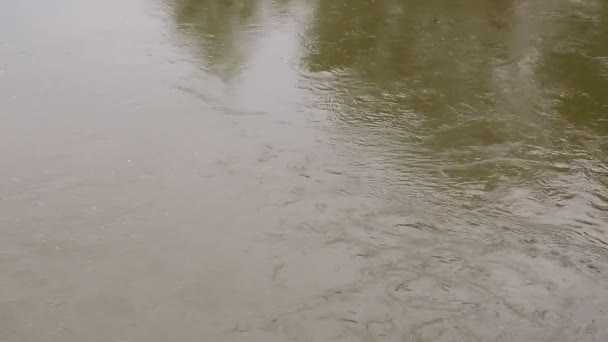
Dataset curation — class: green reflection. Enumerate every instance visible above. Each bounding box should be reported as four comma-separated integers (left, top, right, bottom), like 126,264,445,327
539,1,608,134
302,0,519,122
303,0,608,135
299,0,607,168
173,0,261,79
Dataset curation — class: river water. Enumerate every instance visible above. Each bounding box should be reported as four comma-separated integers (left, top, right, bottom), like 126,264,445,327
1,0,607,341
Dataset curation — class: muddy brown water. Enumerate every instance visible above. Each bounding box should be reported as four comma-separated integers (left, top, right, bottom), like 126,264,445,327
1,0,608,341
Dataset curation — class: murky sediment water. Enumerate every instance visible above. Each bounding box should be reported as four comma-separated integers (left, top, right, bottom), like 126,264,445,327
1,0,608,341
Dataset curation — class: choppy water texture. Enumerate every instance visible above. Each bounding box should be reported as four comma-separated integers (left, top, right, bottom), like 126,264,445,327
1,0,608,341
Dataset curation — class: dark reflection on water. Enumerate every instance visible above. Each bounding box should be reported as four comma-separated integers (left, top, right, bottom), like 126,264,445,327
2,0,608,341
307,0,608,226
173,0,259,78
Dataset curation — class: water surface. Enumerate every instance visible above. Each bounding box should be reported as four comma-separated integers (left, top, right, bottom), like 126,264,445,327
1,0,608,341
